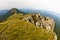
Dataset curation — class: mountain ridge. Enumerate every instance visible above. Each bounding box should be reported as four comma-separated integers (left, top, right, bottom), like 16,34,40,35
0,8,23,22
0,8,57,40
0,8,59,40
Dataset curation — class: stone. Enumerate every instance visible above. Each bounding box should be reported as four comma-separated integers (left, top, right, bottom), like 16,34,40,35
23,13,55,31
22,13,57,40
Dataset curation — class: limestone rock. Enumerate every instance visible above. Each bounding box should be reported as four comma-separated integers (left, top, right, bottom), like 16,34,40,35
23,13,57,40
23,13,55,31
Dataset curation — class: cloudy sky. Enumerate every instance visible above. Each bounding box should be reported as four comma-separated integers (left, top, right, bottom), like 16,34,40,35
0,0,60,14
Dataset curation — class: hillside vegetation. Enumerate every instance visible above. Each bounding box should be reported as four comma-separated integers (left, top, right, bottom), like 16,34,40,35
0,8,56,40
0,19,55,40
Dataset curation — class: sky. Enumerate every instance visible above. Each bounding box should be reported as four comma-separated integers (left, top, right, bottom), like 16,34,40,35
0,0,60,14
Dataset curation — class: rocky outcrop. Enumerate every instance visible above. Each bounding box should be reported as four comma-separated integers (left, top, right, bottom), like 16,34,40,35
23,13,57,40
23,13,55,31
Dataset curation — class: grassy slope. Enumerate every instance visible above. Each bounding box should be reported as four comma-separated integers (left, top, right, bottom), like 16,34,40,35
0,13,55,40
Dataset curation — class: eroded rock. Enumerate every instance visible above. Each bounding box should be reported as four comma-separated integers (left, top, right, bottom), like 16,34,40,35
23,13,55,31
22,13,57,40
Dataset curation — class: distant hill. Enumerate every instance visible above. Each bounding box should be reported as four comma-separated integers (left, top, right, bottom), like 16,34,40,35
0,8,23,22
0,10,8,15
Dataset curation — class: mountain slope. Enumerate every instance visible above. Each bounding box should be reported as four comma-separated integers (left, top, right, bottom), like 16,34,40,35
0,8,57,40
20,9,60,40
0,8,22,22
0,18,55,40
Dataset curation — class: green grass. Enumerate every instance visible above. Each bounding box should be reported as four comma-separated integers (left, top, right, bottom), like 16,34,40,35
7,13,23,20
0,13,55,40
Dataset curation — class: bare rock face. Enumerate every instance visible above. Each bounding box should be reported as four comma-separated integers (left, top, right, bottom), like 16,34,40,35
23,13,55,31
23,13,57,40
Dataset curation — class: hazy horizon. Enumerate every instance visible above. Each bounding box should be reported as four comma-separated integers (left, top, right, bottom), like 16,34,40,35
0,0,60,15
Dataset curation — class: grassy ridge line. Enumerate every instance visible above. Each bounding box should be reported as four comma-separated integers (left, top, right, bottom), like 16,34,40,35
0,19,55,40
